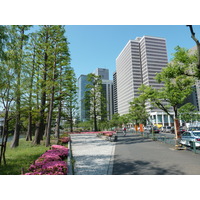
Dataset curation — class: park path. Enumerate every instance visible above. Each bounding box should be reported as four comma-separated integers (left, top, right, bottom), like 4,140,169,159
113,132,200,175
70,134,115,175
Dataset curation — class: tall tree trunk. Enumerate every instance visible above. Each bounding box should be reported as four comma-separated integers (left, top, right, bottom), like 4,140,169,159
46,54,56,147
11,27,25,148
0,109,9,165
26,113,32,141
55,100,62,138
33,88,46,145
33,39,48,144
26,43,36,141
173,106,181,148
46,86,54,147
69,107,73,132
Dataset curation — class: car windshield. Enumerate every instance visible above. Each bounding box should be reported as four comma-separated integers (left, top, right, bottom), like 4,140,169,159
193,132,200,136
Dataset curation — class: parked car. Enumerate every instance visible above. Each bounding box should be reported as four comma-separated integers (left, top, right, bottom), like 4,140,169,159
161,126,166,132
149,126,160,134
144,125,152,131
180,127,186,134
188,127,200,131
179,131,200,148
165,126,172,133
171,126,186,134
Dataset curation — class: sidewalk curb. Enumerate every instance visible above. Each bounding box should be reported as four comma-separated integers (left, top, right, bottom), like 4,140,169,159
67,139,73,175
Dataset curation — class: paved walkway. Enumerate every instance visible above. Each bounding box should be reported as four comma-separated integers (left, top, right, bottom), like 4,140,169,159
70,134,115,175
113,133,200,175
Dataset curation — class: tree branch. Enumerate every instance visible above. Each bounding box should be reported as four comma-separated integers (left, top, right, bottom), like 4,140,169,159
187,25,200,77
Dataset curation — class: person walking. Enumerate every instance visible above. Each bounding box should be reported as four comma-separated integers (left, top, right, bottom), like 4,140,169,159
123,127,127,136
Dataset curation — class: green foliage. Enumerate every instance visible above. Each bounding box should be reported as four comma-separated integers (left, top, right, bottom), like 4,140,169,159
129,96,149,125
178,103,198,123
84,73,107,131
139,46,196,118
0,26,75,161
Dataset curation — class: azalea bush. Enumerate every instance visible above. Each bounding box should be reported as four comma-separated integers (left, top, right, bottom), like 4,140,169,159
69,131,116,135
24,145,69,175
59,137,71,144
102,132,113,137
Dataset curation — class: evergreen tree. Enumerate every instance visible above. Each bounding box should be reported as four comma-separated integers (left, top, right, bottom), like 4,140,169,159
8,25,32,148
85,73,107,131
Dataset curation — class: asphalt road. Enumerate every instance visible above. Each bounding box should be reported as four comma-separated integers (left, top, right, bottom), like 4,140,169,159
113,132,200,175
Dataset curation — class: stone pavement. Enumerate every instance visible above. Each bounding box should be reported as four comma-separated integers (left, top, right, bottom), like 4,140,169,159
70,134,115,175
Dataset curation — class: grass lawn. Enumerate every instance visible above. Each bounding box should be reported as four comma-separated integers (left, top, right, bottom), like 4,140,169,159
0,138,61,175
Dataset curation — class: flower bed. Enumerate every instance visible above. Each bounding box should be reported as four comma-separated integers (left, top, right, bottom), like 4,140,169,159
24,145,69,175
69,131,116,135
59,137,71,144
102,132,113,137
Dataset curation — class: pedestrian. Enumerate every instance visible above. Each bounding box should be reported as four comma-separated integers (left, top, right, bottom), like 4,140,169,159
123,127,127,136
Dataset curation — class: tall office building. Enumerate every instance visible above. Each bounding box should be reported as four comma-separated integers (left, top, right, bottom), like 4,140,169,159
102,79,114,120
78,68,114,122
94,68,109,80
116,36,173,125
113,71,118,114
95,68,113,120
77,75,90,121
116,40,142,115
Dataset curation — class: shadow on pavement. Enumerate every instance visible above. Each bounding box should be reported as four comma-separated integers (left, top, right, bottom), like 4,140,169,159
112,159,185,175
116,133,153,145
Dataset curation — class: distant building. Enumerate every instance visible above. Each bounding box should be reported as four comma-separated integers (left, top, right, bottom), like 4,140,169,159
94,68,109,80
116,35,174,126
77,75,90,121
95,68,113,120
113,71,118,114
77,68,114,122
102,79,114,120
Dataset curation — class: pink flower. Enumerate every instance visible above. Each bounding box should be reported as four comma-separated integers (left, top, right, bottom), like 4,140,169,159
25,145,69,175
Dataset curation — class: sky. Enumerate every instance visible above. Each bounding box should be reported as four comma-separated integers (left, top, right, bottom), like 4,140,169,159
65,25,200,80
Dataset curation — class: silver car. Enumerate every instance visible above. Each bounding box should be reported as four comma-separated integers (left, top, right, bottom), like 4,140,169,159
179,131,200,148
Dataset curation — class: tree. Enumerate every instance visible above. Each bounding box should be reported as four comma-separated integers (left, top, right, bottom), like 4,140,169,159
139,47,196,144
178,103,198,123
85,73,107,131
33,25,50,145
45,26,71,147
23,33,38,141
63,68,77,133
109,113,121,129
10,25,32,148
187,25,200,78
0,26,15,164
129,96,149,127
0,25,8,60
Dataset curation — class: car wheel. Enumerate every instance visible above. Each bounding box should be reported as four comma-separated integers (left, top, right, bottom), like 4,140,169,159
189,141,194,149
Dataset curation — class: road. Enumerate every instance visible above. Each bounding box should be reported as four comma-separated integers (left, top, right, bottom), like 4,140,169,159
113,132,200,175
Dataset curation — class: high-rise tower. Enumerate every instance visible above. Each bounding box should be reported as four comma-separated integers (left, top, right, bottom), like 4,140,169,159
116,36,172,126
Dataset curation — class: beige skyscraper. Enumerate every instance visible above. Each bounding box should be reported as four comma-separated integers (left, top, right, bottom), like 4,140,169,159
116,36,173,126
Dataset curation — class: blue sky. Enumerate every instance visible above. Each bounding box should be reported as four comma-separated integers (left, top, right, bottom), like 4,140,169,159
65,25,200,80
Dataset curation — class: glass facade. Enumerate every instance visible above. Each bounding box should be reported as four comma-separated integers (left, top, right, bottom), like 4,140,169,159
77,75,90,121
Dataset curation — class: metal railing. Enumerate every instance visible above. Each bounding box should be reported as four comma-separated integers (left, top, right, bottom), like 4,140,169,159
140,131,200,154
